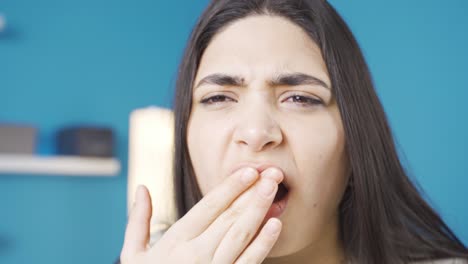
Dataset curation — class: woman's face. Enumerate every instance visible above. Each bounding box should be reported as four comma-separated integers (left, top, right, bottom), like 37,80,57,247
187,15,349,257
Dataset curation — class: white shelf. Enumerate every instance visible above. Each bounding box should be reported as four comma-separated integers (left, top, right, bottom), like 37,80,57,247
0,154,121,176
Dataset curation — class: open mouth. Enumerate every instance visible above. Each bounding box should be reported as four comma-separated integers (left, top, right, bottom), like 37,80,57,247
264,182,290,221
274,182,289,203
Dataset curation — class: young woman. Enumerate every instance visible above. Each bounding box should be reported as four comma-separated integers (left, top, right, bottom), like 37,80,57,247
120,0,468,263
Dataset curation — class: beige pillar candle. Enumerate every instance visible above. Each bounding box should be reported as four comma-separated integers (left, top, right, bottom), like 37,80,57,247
128,106,176,245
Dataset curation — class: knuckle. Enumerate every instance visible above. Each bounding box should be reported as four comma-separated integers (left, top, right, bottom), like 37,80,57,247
230,226,253,246
201,193,220,212
256,187,277,205
222,206,243,221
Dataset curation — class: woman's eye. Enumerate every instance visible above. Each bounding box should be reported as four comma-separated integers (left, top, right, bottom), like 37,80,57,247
283,94,323,107
200,95,236,105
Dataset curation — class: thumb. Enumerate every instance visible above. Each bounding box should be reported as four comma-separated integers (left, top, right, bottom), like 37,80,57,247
121,185,153,259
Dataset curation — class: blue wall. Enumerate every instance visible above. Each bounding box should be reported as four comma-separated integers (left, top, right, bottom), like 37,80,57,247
0,0,209,263
0,1,466,263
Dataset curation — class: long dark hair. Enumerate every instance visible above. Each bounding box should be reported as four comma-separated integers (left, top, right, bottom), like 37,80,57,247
171,0,468,263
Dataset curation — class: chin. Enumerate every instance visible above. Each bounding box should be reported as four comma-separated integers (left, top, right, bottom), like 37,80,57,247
266,233,303,258
267,248,289,258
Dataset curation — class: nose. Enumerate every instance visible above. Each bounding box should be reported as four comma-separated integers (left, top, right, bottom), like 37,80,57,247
232,103,283,152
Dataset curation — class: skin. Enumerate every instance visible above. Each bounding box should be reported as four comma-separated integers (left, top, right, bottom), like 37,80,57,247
188,15,349,263
121,15,350,264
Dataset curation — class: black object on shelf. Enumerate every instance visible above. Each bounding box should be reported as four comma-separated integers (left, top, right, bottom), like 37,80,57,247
56,126,114,158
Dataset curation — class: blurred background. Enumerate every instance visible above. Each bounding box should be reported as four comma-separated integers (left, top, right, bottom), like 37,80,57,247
0,0,467,263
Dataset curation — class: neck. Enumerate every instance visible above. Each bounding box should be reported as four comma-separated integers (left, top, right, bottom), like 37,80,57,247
263,218,346,264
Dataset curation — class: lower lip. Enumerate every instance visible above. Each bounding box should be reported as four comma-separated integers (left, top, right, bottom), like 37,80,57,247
264,192,289,221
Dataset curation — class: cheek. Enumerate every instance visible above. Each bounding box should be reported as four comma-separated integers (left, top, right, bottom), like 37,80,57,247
288,112,348,208
187,112,229,195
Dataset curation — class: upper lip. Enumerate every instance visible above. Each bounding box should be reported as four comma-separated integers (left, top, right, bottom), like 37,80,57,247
230,162,289,188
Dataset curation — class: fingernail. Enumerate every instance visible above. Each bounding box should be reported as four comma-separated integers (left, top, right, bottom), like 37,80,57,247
258,179,276,197
241,168,258,185
265,218,281,235
261,168,283,183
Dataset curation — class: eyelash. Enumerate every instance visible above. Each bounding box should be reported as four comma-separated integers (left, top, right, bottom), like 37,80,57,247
200,95,235,105
284,95,323,106
199,94,323,107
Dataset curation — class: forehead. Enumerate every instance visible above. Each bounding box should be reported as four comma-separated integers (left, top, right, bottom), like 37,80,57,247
195,15,330,85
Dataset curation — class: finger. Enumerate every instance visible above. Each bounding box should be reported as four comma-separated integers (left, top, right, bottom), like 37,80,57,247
211,177,279,263
235,218,282,264
170,167,259,240
194,168,283,250
121,185,153,259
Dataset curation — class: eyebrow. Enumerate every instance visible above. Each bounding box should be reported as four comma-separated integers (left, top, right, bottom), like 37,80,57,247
194,72,330,90
270,73,330,89
195,74,246,89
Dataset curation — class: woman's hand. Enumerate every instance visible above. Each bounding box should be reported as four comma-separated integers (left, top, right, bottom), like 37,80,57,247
120,167,284,264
